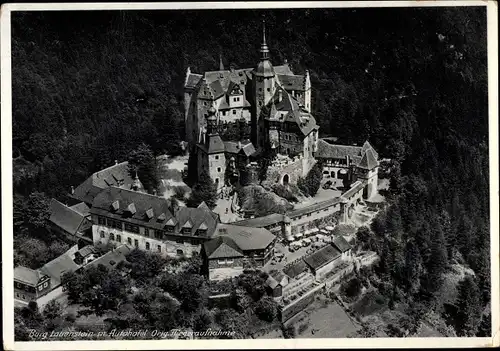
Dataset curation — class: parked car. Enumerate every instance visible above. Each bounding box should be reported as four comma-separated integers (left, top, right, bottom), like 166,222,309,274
322,180,333,189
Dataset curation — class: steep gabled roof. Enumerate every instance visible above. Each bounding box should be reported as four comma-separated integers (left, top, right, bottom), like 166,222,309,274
204,236,244,259
315,139,363,160
14,266,44,285
214,223,276,251
358,148,379,170
39,245,80,287
273,63,294,76
85,245,132,270
71,162,134,204
332,236,352,253
278,74,306,91
49,199,87,235
69,202,91,217
185,73,203,89
90,187,174,231
175,207,218,238
284,260,309,279
201,134,225,154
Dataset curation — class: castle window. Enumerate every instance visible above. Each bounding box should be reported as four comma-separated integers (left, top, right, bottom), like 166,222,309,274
259,88,262,92
215,178,220,186
127,237,132,245
226,259,234,264
134,239,139,247
176,238,184,244
157,245,162,252
215,155,219,160
232,110,236,115
110,233,115,241
144,228,149,237
217,167,221,173
125,223,139,233
166,225,175,233
146,242,150,251
267,88,271,92
116,234,121,242
43,282,48,288
98,216,106,225
100,231,105,238
155,230,163,238
177,249,184,256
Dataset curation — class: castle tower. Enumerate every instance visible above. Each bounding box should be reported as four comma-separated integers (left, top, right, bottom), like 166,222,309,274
252,21,276,148
197,106,226,192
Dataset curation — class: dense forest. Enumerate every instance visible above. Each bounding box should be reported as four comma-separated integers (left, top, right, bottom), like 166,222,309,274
12,6,491,337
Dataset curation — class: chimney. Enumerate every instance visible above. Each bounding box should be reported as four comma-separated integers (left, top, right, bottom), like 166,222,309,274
238,141,242,149
70,186,75,195
115,160,118,165
153,189,157,196
278,89,283,103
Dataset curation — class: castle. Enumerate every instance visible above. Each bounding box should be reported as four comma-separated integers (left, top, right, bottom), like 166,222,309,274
183,23,379,199
184,23,320,190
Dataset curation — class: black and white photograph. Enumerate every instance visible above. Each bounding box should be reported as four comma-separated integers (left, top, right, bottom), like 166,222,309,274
1,1,498,349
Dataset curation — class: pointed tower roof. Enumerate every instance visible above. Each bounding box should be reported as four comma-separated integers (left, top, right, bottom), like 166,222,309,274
358,148,379,170
131,171,144,192
219,53,224,71
253,20,275,78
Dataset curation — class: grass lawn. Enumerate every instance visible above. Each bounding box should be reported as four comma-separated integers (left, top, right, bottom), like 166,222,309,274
296,299,359,338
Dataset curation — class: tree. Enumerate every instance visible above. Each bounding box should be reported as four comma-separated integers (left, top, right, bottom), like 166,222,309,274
454,275,482,336
186,170,218,209
254,296,277,322
297,162,323,197
25,192,51,232
127,143,159,193
403,240,423,294
356,226,371,249
476,312,491,337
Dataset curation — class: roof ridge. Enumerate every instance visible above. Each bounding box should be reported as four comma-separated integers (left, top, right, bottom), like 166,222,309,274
92,161,128,178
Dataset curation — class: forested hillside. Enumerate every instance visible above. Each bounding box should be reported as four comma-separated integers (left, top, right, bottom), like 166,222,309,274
12,7,491,336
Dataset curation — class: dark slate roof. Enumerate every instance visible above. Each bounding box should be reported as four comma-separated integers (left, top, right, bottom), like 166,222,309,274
232,213,285,228
214,224,276,251
303,244,342,271
253,60,275,78
175,207,219,238
204,236,244,259
224,140,256,157
284,260,309,279
358,148,379,170
209,80,225,99
91,187,174,230
185,73,203,89
90,187,218,238
72,162,134,204
39,245,80,287
204,134,226,154
279,74,305,91
49,199,86,235
332,236,352,253
288,197,344,218
69,202,91,217
315,139,363,160
273,64,294,76
14,266,44,285
85,245,132,270
272,90,318,137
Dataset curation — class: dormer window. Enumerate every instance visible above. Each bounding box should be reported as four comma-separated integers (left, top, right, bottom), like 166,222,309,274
165,217,177,233
196,222,208,236
157,213,166,222
182,220,193,234
145,208,154,219
111,200,120,211
126,203,136,215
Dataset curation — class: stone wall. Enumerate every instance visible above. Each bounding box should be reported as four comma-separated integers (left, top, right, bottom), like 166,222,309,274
266,157,304,185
